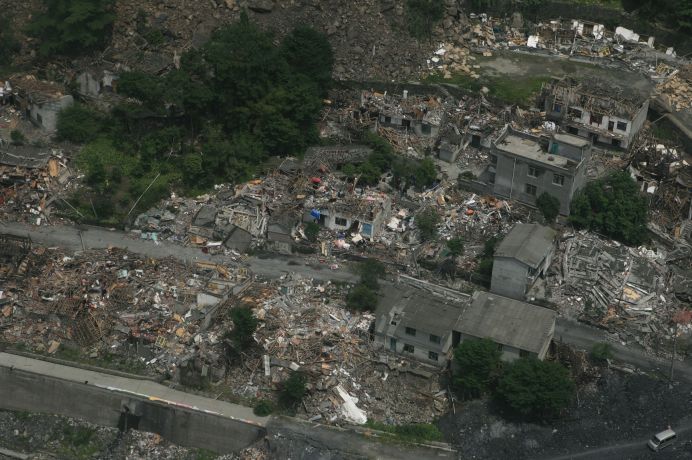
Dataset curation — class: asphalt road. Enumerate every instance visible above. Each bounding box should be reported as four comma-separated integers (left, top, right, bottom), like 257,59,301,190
544,417,692,460
0,221,358,283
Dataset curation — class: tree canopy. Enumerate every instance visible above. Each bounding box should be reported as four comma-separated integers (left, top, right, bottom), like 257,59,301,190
27,0,115,57
496,358,575,419
569,171,648,246
536,192,560,223
453,339,502,399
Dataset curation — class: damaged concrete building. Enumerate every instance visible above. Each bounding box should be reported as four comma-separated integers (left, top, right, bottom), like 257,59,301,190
542,76,650,149
476,125,591,215
491,223,557,301
304,191,392,240
374,281,557,366
361,90,446,138
9,75,74,132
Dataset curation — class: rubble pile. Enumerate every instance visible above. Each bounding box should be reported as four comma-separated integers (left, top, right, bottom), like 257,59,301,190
655,64,692,111
547,232,691,352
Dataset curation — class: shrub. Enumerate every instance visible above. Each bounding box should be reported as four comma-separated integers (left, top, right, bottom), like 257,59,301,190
358,258,386,290
590,342,613,363
346,284,378,312
10,130,26,145
453,338,502,399
416,208,440,241
305,222,320,242
57,105,104,143
253,399,274,416
446,237,464,259
496,358,575,419
536,192,560,223
280,371,307,409
406,0,444,40
228,306,258,350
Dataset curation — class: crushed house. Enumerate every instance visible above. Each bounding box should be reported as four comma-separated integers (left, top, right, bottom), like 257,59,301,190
361,90,446,138
542,76,650,149
478,125,591,215
9,75,74,132
453,291,556,362
491,223,557,300
0,234,32,279
304,191,392,240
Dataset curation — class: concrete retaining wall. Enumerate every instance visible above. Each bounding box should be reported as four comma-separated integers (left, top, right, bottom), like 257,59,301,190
0,366,265,453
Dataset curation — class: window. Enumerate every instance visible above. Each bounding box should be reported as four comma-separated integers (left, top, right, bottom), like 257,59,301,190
334,217,348,226
525,183,537,196
568,107,582,119
567,126,579,135
405,327,416,336
428,351,439,361
520,349,531,358
528,166,540,178
612,138,622,147
384,116,391,124
608,121,615,132
553,103,562,113
403,344,414,354
553,174,565,186
429,334,441,344
421,124,432,135
488,172,495,184
590,113,603,125
490,155,497,165
616,121,628,131
496,343,504,351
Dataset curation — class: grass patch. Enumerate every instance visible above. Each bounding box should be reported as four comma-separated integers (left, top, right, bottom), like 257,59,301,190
58,426,101,460
365,421,443,444
425,72,550,106
52,348,148,375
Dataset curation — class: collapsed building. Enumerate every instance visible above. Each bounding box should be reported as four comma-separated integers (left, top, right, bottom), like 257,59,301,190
8,75,74,132
541,76,650,149
304,191,392,240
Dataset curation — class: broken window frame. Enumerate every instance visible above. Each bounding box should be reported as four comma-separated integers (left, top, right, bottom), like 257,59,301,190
428,351,439,361
616,121,628,131
403,343,414,354
527,166,540,178
553,174,565,186
525,183,537,196
405,326,416,336
429,334,441,344
334,217,348,226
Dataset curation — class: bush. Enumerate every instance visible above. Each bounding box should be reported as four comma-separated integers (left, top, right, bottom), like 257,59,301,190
446,237,464,259
280,371,307,409
406,0,444,40
536,192,560,223
416,208,440,241
453,339,502,399
590,342,613,363
10,130,25,145
346,284,378,312
27,0,116,57
358,259,386,290
57,105,104,143
496,358,575,419
569,171,648,246
305,222,320,242
253,399,274,416
0,16,20,63
228,306,258,350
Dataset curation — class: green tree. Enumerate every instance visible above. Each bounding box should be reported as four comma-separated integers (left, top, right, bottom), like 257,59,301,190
10,130,26,146
590,342,613,363
57,104,104,143
569,171,649,246
406,0,444,40
536,192,561,223
117,71,165,108
416,208,440,241
453,339,502,399
280,27,334,97
305,222,320,242
346,284,378,312
496,358,575,419
358,259,386,290
414,157,437,189
27,0,115,57
446,237,464,259
280,371,307,409
253,399,274,416
228,305,258,350
0,16,21,63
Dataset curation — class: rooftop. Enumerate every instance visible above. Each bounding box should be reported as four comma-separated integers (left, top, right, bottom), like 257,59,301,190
456,291,556,354
0,145,52,169
495,223,557,268
553,133,590,148
494,130,569,168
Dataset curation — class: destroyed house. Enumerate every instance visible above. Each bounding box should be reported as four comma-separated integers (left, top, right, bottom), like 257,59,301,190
542,77,650,149
9,75,74,132
374,284,471,367
305,192,391,239
0,144,52,169
483,125,591,215
361,90,445,138
491,223,557,300
453,291,556,362
0,234,31,280
303,145,372,172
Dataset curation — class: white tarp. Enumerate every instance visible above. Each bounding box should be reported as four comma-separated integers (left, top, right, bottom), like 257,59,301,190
335,385,367,424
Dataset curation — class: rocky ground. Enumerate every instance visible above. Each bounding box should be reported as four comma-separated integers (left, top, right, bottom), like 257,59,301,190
0,410,266,460
439,368,692,460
